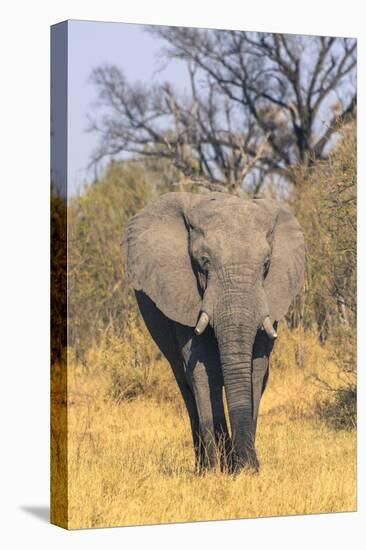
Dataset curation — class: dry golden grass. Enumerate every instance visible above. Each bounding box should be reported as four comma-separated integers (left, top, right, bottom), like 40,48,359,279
52,326,356,529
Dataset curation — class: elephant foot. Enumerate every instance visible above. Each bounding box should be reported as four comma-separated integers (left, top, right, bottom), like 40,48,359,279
232,451,260,474
195,461,220,475
194,452,218,474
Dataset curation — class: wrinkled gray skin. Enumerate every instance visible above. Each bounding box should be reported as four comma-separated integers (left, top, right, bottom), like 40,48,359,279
125,192,305,472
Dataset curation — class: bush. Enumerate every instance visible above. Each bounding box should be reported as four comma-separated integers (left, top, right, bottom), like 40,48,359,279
68,311,180,405
68,162,154,357
285,123,356,428
316,386,356,431
288,122,356,340
51,192,67,364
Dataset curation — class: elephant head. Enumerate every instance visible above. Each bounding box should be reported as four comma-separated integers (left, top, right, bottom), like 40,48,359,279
125,192,305,466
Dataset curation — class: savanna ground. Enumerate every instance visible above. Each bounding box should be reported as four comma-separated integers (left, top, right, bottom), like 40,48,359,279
51,325,356,529
51,124,356,529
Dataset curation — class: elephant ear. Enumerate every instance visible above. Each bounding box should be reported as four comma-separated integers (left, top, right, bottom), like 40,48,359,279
257,199,305,322
125,192,202,327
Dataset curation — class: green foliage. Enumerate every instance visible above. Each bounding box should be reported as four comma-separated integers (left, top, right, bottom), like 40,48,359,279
288,123,357,424
68,162,154,357
51,191,67,364
289,123,356,339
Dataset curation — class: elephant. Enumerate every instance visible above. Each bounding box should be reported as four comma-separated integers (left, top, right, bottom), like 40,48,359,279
124,191,305,473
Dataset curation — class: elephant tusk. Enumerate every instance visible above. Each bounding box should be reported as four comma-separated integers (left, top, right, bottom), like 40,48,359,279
194,311,209,335
262,316,277,339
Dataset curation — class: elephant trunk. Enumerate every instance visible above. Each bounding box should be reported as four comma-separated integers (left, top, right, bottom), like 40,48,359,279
216,311,258,468
213,266,266,469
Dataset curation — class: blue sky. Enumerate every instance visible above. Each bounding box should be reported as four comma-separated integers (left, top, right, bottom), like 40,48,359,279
68,20,190,194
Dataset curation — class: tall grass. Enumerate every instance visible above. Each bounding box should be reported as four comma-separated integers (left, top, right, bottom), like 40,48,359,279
55,327,356,528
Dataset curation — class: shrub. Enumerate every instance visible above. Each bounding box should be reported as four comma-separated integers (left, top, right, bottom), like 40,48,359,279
68,162,154,357
51,192,67,364
288,122,356,340
68,311,179,405
284,125,356,428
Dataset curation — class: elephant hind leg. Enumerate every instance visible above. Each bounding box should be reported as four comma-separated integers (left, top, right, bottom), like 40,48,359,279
135,290,205,471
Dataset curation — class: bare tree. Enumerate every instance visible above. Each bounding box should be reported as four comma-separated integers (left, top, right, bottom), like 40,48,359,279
90,29,356,193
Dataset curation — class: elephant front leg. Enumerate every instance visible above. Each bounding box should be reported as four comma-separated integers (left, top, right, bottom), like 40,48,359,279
187,406,208,473
252,356,269,441
175,325,231,471
187,361,220,470
192,381,232,473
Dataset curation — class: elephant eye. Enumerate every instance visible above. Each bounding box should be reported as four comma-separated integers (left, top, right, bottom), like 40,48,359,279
263,256,270,277
200,255,210,270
